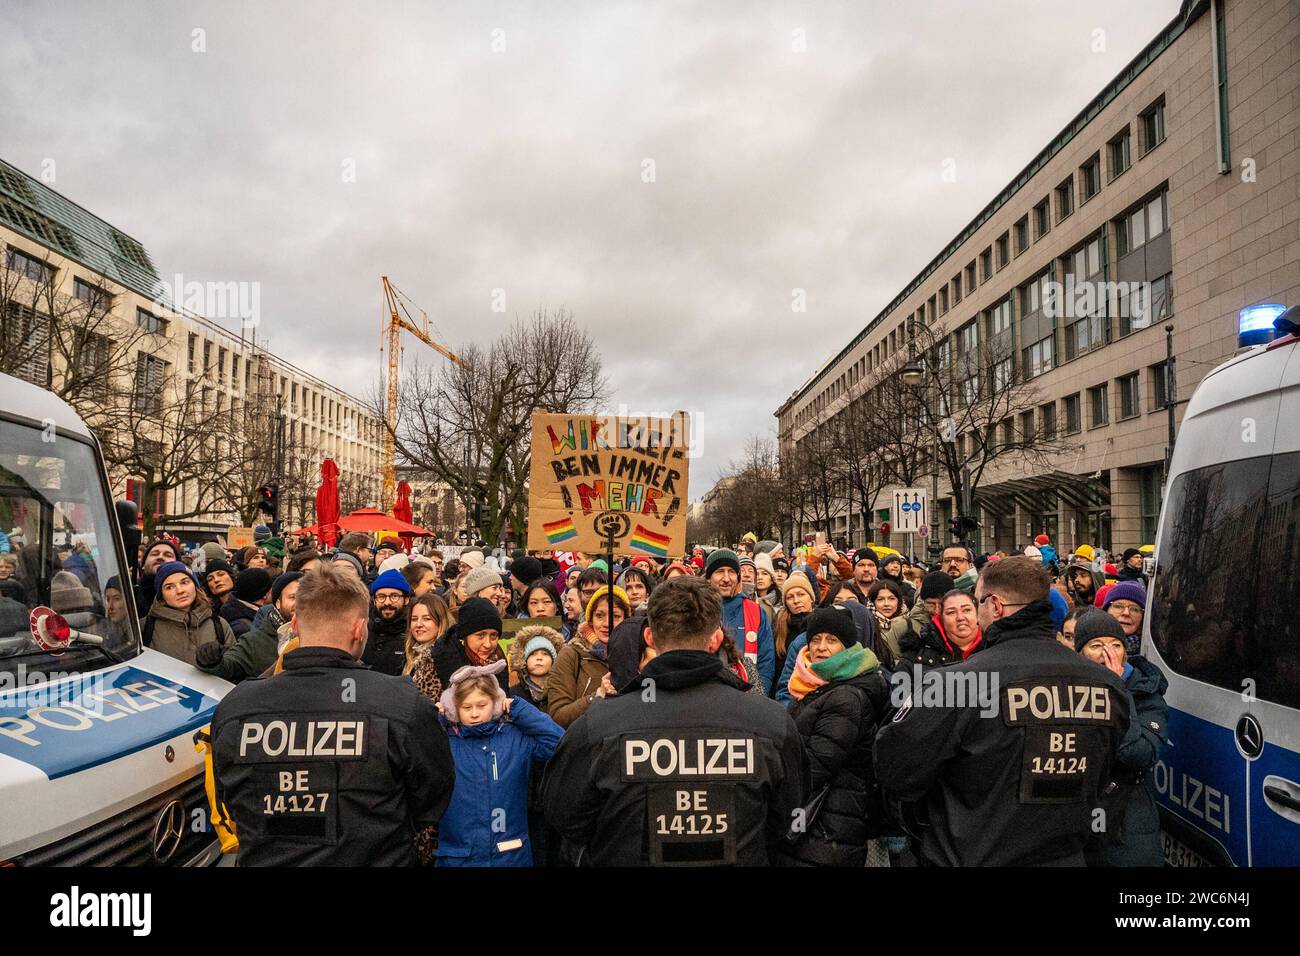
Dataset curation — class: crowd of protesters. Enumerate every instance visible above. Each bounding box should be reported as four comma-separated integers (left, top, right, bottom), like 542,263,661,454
47,511,1161,868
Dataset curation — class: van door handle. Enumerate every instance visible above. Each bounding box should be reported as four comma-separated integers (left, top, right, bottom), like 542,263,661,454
1264,785,1300,812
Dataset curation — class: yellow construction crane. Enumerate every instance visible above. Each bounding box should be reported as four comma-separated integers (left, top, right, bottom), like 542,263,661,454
380,276,468,513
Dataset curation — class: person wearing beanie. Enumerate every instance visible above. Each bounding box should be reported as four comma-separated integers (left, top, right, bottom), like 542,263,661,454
377,553,410,576
771,572,819,704
219,567,273,639
458,548,485,570
704,548,776,694
1074,609,1168,867
1031,533,1059,571
662,560,693,580
134,536,182,619
1118,547,1147,583
877,552,916,606
507,624,566,708
463,564,510,616
753,551,779,611
508,556,544,611
916,570,955,617
200,541,226,569
1048,587,1070,637
1102,580,1147,656
145,561,234,666
432,596,507,690
851,548,879,590
1071,543,1097,567
772,556,790,587
548,585,630,728
198,572,305,683
1023,544,1042,561
202,559,236,607
777,602,890,867
361,567,413,676
434,659,563,867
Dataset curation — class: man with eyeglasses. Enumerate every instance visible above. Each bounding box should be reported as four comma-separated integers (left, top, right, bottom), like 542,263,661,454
876,556,1132,866
362,568,411,675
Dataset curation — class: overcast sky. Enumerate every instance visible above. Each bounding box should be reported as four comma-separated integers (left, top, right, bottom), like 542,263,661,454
2,0,1180,496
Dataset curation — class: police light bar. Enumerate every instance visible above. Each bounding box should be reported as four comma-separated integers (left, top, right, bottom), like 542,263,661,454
1238,303,1286,348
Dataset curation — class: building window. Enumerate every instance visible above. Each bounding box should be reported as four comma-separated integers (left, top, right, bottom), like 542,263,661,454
952,274,962,304
231,353,239,388
1020,269,1053,317
74,277,112,309
965,262,977,292
1064,394,1081,434
187,333,197,373
960,374,981,407
1151,360,1172,409
134,353,167,417
1071,235,1104,282
1080,154,1101,203
1014,217,1029,256
1055,177,1074,222
957,320,978,354
939,287,949,314
980,248,993,282
203,339,212,374
1020,411,1035,443
1022,335,1054,379
1118,373,1140,420
1119,273,1173,335
1140,96,1166,154
82,332,111,401
5,246,55,283
988,297,1011,335
1138,464,1164,545
992,357,1013,392
1041,402,1058,439
135,307,167,334
1000,418,1016,448
1033,198,1051,239
996,233,1010,270
1088,383,1110,428
1108,127,1131,179
935,338,952,369
1066,314,1105,361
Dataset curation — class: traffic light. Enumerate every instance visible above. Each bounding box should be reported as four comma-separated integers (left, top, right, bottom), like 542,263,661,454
257,482,279,521
949,517,962,541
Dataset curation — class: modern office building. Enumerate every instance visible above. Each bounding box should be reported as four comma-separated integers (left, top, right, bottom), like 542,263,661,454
0,156,386,539
776,0,1299,556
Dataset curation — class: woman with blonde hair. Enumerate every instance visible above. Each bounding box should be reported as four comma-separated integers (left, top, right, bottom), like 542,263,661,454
404,592,454,701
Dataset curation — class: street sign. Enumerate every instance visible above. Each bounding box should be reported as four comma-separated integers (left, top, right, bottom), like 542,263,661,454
918,524,929,538
892,487,927,534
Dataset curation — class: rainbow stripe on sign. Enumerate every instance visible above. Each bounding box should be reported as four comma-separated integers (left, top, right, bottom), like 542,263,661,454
630,524,671,557
544,517,578,545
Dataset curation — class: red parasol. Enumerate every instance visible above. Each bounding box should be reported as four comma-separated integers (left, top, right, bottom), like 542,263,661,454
314,459,341,548
393,481,415,552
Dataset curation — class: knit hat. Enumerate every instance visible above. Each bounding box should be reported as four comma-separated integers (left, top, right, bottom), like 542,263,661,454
377,553,410,574
370,567,411,596
154,561,192,599
739,555,756,571
1073,544,1096,563
459,549,485,570
853,548,879,568
455,597,502,641
919,570,955,601
235,568,273,603
332,551,365,576
1023,545,1041,559
438,659,508,723
773,557,789,573
781,571,817,604
463,565,503,597
753,552,775,577
584,585,631,622
375,537,402,553
202,559,234,581
50,570,93,614
662,560,693,577
805,604,859,649
1103,580,1147,611
145,537,180,563
880,553,902,571
201,542,226,565
1094,583,1115,608
1049,588,1070,632
587,558,610,575
1122,548,1143,563
705,548,740,577
1073,608,1128,652
271,571,304,606
690,555,704,570
508,623,565,675
509,556,544,587
523,634,559,663
1034,533,1050,546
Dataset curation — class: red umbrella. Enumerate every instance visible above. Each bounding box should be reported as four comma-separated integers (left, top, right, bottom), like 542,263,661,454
335,507,433,537
393,481,415,552
314,459,341,548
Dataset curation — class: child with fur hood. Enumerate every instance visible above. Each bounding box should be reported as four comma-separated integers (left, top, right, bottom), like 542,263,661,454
435,659,563,867
507,624,565,708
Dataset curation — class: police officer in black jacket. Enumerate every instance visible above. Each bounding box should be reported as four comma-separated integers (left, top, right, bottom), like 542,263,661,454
212,563,454,866
875,556,1132,866
542,576,809,866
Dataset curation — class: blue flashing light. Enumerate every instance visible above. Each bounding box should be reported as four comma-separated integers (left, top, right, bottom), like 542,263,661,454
1238,303,1286,347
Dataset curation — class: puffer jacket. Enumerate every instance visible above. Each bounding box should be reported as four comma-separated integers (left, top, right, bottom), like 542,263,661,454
546,631,609,728
437,697,563,867
777,658,891,867
146,600,234,666
1087,655,1168,866
896,611,982,670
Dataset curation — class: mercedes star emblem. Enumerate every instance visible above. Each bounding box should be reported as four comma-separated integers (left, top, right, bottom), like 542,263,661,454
151,799,186,863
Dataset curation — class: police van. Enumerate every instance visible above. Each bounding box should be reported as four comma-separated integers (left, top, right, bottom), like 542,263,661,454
1146,306,1300,866
0,372,232,866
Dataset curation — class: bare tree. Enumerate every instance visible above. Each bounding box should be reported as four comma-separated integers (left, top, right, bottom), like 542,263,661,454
385,308,607,545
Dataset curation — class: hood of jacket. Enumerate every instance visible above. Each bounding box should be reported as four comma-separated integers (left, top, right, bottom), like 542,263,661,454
507,623,565,675
1125,654,1168,695
981,598,1057,648
638,648,747,693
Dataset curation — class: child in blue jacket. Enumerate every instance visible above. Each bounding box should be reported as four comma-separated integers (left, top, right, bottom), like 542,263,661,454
435,659,563,866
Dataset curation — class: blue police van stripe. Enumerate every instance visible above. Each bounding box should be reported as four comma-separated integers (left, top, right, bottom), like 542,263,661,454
0,666,219,780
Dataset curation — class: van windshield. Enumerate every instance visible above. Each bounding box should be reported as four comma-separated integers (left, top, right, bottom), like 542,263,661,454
0,418,141,678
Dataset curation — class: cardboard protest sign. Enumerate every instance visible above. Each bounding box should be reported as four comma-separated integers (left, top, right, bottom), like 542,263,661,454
527,412,690,558
226,527,254,549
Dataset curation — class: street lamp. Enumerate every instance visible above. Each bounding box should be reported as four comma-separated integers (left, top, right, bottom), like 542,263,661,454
900,362,924,387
